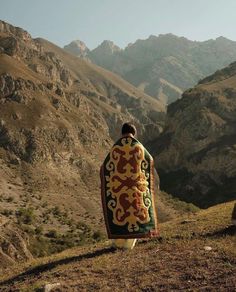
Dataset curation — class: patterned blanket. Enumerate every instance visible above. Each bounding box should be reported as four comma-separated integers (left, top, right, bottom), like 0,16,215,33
100,136,159,239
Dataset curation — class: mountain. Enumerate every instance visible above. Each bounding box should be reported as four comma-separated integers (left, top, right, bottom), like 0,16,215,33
1,21,235,283
65,34,236,106
63,40,89,59
148,62,236,207
0,20,169,260
0,201,235,291
88,40,121,68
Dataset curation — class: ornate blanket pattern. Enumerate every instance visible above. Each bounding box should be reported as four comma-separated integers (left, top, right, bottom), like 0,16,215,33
101,136,158,239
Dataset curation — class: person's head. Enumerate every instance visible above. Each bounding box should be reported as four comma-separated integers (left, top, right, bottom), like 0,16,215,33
121,122,136,137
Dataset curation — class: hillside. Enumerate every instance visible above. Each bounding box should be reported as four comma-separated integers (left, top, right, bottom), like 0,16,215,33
148,61,236,207
65,34,236,106
0,20,171,262
0,201,235,291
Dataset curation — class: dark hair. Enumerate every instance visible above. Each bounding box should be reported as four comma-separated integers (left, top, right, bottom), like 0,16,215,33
121,123,136,136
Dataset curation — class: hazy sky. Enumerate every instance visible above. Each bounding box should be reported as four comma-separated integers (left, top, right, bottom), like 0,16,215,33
1,0,236,49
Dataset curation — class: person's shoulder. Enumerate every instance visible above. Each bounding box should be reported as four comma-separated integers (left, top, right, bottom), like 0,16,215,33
130,136,141,144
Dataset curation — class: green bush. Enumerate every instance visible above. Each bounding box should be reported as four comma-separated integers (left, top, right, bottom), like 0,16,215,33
16,207,35,224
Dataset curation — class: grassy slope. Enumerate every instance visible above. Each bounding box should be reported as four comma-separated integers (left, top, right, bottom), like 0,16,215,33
0,54,45,82
0,201,235,291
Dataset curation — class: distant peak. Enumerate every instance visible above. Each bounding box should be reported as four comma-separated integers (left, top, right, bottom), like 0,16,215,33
147,33,181,40
101,40,114,45
148,34,158,40
215,36,232,42
64,39,89,57
70,39,87,46
131,33,191,45
64,39,88,50
92,40,121,54
158,33,177,38
100,40,120,49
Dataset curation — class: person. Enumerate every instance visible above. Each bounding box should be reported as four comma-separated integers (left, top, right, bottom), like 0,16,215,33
100,122,159,250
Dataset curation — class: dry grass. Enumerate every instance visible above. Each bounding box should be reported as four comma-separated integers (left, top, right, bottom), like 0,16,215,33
0,201,235,291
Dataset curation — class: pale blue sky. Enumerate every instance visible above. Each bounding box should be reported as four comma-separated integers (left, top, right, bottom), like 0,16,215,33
1,0,236,49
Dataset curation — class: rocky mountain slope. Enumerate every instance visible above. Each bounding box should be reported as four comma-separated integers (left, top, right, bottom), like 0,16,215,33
0,201,235,291
0,20,169,259
0,215,32,269
148,62,236,207
65,34,236,106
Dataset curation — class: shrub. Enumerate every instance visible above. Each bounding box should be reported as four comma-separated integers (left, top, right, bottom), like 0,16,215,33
16,207,35,224
47,229,58,238
6,196,14,202
41,202,48,208
1,209,13,216
35,226,43,235
21,225,35,235
93,231,104,241
52,206,61,216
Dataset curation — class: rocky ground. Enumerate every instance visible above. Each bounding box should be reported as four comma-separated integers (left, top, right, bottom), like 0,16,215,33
0,216,32,269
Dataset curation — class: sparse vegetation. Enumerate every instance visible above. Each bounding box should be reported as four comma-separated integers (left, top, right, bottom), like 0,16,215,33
28,227,95,258
0,201,235,291
52,206,61,216
21,225,35,235
47,229,58,238
163,192,200,213
6,196,14,202
1,209,13,216
92,230,104,241
16,207,35,224
35,226,43,235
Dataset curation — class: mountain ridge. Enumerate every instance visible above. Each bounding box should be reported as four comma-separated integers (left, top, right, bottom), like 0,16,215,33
65,33,236,106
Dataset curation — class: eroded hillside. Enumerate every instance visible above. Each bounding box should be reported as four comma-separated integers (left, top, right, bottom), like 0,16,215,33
0,20,168,261
149,62,236,207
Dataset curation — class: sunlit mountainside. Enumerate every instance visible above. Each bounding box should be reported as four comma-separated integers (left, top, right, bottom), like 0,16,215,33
0,20,235,291
65,34,236,106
